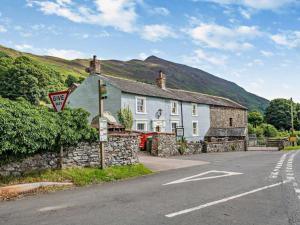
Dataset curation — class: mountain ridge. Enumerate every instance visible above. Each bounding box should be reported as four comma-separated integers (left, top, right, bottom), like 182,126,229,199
0,45,269,111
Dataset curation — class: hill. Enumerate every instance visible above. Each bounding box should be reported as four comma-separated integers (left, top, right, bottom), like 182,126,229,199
0,45,269,111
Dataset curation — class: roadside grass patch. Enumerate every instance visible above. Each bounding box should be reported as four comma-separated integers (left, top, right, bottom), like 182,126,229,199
0,164,152,186
284,146,300,151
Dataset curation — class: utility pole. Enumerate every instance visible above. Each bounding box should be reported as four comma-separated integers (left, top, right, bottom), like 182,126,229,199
98,79,105,169
291,97,294,134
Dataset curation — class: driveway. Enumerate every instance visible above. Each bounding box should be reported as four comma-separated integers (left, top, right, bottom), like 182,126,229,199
1,151,300,225
138,151,209,171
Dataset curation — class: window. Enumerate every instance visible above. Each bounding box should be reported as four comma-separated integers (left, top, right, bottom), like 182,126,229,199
192,121,198,136
192,103,198,116
136,97,146,114
171,101,178,115
229,118,233,127
171,122,179,133
136,122,147,131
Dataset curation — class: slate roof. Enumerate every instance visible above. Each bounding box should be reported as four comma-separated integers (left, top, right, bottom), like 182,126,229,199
100,74,247,110
206,127,247,137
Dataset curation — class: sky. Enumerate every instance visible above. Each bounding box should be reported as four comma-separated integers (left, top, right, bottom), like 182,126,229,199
0,0,300,102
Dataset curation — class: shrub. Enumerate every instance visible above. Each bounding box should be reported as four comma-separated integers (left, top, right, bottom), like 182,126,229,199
259,123,278,137
118,106,133,130
0,97,97,161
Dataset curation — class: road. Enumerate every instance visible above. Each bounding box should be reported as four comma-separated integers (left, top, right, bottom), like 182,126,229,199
1,151,300,225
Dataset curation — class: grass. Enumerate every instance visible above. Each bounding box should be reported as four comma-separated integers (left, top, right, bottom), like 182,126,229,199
284,146,300,151
0,164,152,187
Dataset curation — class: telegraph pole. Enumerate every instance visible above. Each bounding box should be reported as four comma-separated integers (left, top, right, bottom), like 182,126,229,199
291,98,294,134
98,79,105,169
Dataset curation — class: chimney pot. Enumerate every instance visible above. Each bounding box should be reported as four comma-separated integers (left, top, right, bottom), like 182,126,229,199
88,55,101,74
156,70,166,89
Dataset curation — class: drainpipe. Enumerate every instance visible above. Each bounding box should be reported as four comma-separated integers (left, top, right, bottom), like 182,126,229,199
180,101,184,141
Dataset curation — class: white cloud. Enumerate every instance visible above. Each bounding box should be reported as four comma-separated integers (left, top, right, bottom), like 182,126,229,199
249,78,265,90
271,31,300,48
138,52,148,60
141,24,176,42
201,0,296,10
0,25,7,32
260,50,274,57
239,8,251,19
45,48,86,59
15,44,34,51
182,49,227,66
150,7,170,16
187,23,261,51
28,0,139,32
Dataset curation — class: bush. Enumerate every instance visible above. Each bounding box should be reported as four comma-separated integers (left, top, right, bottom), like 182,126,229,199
0,56,65,104
118,107,133,130
0,97,97,161
259,123,278,137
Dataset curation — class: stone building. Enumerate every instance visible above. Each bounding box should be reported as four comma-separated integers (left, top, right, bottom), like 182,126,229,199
67,56,248,143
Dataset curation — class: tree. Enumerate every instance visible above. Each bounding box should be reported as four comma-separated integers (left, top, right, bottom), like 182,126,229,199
265,98,300,131
0,56,64,104
65,74,78,87
118,107,133,130
248,111,264,127
260,123,278,137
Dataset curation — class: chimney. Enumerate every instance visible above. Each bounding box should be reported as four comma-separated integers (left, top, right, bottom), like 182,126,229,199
86,55,101,74
156,70,166,89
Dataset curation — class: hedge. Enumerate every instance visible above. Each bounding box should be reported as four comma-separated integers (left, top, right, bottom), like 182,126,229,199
0,97,97,161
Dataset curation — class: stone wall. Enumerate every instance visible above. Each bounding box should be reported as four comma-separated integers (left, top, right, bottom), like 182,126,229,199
0,133,139,177
210,106,247,128
183,142,203,155
150,133,203,157
62,142,100,168
205,140,247,153
105,133,139,166
0,152,59,177
151,133,179,157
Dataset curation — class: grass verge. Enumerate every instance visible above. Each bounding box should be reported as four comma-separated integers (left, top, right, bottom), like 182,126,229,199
284,146,300,151
0,164,152,187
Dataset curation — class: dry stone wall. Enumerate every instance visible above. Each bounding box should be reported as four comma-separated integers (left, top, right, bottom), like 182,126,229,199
151,133,179,157
205,140,247,153
0,133,139,177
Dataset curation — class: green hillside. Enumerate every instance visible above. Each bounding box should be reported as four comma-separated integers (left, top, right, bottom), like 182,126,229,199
0,45,269,111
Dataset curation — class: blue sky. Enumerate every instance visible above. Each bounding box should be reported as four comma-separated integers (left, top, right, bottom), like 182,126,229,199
0,0,300,102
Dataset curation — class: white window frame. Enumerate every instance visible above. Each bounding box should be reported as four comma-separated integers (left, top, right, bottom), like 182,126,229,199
171,121,179,133
136,121,147,131
135,96,147,114
192,121,199,136
170,101,179,115
192,103,198,116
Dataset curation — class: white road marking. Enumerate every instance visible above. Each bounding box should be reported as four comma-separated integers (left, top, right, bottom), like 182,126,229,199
270,153,288,179
163,170,243,186
285,151,300,199
165,180,290,218
38,205,70,212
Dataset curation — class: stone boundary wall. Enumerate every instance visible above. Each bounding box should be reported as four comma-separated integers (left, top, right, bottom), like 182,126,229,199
205,140,247,153
0,133,139,177
150,133,203,157
151,133,179,157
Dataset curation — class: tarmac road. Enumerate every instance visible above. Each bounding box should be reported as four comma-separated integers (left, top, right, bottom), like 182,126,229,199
1,150,300,225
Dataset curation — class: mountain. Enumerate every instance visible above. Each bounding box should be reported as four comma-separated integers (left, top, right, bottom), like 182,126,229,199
0,45,269,111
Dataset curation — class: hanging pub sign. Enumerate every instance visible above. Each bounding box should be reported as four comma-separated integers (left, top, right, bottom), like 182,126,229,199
48,90,69,112
176,126,184,137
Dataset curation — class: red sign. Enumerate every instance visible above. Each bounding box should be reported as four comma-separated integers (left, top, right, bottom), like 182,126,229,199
48,91,69,112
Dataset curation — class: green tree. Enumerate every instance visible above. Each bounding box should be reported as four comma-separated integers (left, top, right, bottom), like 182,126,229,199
0,56,64,104
248,111,264,127
265,98,300,131
259,123,278,137
65,74,78,87
118,107,133,130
